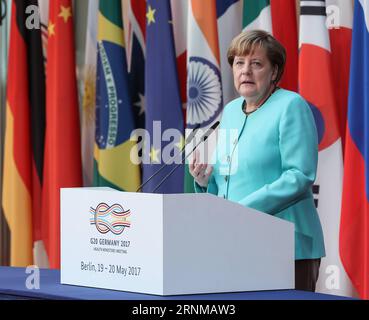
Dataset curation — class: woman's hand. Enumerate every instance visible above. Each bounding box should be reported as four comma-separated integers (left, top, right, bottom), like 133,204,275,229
189,150,213,188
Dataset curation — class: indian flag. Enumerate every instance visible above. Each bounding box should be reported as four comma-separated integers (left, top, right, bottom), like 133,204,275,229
185,0,223,192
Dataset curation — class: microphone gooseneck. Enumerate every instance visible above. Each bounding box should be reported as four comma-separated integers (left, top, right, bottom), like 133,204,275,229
136,123,201,192
151,121,220,193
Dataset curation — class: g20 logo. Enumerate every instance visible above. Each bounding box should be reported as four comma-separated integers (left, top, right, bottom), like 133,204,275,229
90,203,131,235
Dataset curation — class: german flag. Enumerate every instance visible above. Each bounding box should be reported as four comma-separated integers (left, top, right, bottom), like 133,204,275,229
42,0,82,269
2,0,45,266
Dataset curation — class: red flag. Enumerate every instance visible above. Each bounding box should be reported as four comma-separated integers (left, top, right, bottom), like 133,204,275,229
340,0,369,299
42,0,82,269
271,0,298,92
328,0,353,156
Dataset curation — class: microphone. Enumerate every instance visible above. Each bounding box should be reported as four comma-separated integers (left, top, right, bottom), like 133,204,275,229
136,123,201,192
151,121,220,193
184,123,201,145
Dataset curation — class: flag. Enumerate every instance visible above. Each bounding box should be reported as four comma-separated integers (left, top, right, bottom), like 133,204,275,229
2,0,45,266
314,0,355,296
217,0,242,105
171,0,190,192
171,0,188,111
38,0,49,62
187,0,223,130
42,0,82,268
81,0,98,187
270,0,298,91
185,0,223,192
126,0,146,130
243,0,298,91
340,0,369,300
299,0,349,296
243,0,272,32
93,0,140,192
327,0,353,155
142,0,184,193
30,0,49,269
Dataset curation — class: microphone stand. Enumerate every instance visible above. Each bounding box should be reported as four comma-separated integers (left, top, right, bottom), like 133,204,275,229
136,124,201,192
151,122,219,193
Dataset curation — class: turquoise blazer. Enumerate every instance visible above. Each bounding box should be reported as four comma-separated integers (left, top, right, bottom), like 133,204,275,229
195,89,325,260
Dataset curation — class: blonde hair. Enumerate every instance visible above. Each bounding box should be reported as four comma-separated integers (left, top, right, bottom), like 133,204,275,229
227,30,286,84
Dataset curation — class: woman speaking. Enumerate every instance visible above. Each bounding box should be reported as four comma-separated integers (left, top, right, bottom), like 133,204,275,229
189,30,325,292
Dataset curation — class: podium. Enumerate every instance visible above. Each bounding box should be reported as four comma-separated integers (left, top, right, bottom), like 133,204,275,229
61,187,294,295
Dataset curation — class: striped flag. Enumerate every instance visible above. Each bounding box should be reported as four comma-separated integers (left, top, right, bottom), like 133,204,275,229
243,0,272,32
38,0,49,62
340,0,369,300
93,0,140,192
142,0,184,193
81,0,98,187
2,0,45,266
217,0,242,105
299,0,351,296
185,0,223,192
30,0,50,268
170,0,191,192
187,0,223,130
243,0,298,91
42,0,82,268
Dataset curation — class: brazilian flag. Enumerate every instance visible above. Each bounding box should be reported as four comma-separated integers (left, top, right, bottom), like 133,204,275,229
94,0,140,191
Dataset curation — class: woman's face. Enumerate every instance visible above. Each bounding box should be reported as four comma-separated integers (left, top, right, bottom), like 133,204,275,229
232,46,277,104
